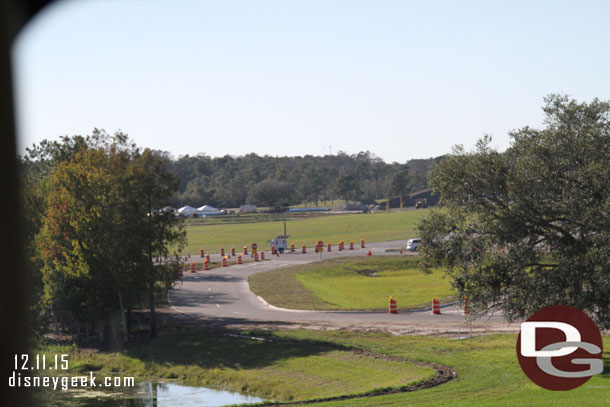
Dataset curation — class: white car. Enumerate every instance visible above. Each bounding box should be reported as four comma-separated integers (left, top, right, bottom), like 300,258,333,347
406,238,421,251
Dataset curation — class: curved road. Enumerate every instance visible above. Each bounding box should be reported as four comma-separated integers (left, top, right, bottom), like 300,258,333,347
169,240,519,334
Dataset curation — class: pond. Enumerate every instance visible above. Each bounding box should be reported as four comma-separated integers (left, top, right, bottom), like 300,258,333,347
39,381,266,407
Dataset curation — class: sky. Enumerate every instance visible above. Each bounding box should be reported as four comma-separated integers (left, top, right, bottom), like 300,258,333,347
11,0,610,163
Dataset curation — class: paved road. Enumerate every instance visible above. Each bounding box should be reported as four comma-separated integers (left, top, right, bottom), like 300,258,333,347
169,240,519,334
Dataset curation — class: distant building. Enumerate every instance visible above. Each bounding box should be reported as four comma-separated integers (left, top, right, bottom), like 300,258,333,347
239,205,257,214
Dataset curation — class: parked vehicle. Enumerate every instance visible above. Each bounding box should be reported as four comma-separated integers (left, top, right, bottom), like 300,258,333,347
268,235,289,253
406,238,421,251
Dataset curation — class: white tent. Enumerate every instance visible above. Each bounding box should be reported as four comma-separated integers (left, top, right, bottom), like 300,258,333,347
178,205,198,215
197,205,220,213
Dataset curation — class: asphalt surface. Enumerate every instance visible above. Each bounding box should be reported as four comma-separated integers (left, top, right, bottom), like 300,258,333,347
169,240,520,334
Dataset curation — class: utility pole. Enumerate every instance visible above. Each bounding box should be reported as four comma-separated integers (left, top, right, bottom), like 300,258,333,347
283,210,287,236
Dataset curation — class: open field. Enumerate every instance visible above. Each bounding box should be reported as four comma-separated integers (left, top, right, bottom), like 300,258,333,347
181,210,427,254
37,329,610,406
249,256,454,311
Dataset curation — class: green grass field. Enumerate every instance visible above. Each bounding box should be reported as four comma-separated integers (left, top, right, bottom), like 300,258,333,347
249,256,454,310
36,329,610,406
180,210,427,254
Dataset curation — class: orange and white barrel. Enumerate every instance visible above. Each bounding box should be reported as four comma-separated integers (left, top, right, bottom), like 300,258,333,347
220,247,225,257
302,244,307,253
237,254,242,264
222,256,227,267
190,262,196,273
327,243,331,252
243,245,248,255
290,243,295,253
361,239,365,248
203,259,209,271
432,297,441,314
389,296,398,314
200,249,204,258
231,247,236,256
350,240,354,250
261,251,265,260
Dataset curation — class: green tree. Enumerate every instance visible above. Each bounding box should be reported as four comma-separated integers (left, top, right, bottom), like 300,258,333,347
247,179,294,206
418,95,610,328
127,149,185,337
334,172,361,202
35,133,185,343
388,165,410,197
299,165,325,206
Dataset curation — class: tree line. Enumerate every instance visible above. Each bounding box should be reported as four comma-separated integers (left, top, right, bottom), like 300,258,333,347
169,151,443,208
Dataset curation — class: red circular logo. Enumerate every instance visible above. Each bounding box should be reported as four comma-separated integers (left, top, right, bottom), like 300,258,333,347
516,305,603,391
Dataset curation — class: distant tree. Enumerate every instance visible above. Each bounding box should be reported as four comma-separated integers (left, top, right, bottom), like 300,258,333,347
334,172,361,202
388,165,410,197
247,179,294,206
299,166,325,206
418,95,610,328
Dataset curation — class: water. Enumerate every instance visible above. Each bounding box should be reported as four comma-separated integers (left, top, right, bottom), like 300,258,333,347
40,381,265,407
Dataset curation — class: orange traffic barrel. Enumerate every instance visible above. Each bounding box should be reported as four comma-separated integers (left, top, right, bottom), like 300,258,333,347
327,243,331,252
302,244,307,253
243,245,248,255
220,247,225,256
222,256,227,267
432,297,441,314
190,262,196,273
290,243,295,253
361,239,365,248
261,251,265,260
231,247,236,256
389,296,398,314
200,249,204,258
350,240,354,250
203,259,209,271
237,254,242,264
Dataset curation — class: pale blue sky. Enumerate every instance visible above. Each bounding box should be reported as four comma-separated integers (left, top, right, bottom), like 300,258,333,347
12,0,610,163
